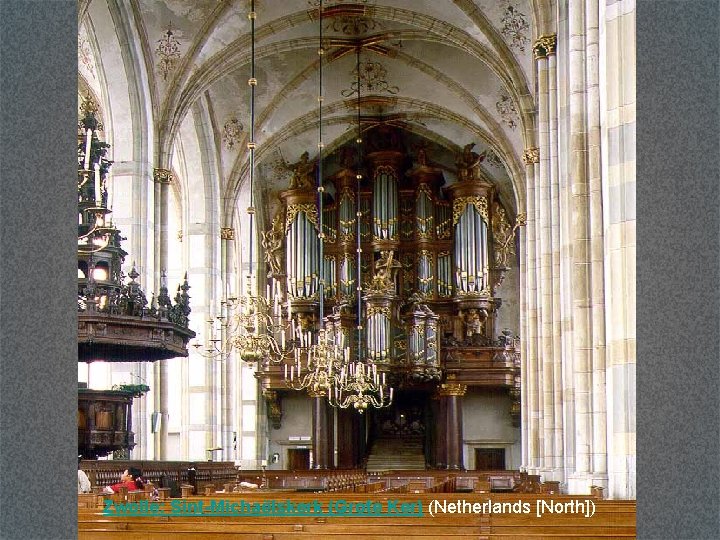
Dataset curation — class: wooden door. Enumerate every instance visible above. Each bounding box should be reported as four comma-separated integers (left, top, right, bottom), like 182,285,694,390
287,448,310,470
475,448,505,470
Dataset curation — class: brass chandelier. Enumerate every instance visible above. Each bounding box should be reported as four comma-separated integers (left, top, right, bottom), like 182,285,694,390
281,0,393,413
192,0,294,366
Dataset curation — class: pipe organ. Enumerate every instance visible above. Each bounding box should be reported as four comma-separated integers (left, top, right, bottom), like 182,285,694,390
261,129,523,457
281,189,320,301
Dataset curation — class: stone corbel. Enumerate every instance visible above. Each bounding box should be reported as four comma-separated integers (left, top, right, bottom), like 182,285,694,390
263,390,282,429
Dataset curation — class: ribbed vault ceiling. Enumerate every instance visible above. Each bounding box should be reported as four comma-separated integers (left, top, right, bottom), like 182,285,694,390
82,0,544,219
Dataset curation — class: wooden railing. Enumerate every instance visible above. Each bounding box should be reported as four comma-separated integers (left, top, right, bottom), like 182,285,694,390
80,463,551,497
80,460,238,493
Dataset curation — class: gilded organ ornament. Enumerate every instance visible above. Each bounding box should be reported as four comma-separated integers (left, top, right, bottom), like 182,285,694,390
263,389,282,429
366,305,391,318
285,203,318,233
261,213,284,278
453,196,489,225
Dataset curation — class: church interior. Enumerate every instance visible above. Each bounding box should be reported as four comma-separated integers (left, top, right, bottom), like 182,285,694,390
75,0,636,535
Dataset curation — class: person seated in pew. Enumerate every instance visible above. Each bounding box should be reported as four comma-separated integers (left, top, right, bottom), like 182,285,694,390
77,456,91,494
102,467,144,494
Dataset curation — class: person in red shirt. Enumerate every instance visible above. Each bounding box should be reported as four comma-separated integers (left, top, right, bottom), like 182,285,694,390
103,467,144,494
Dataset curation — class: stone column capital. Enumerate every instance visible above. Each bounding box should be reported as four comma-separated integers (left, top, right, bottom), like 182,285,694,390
153,167,173,184
523,147,540,164
220,227,235,240
438,383,467,397
533,34,557,59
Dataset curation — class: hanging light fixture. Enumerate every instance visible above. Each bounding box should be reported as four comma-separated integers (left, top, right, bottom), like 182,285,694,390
190,313,233,360
77,96,114,254
283,0,341,396
276,5,392,412
327,41,392,413
205,0,294,366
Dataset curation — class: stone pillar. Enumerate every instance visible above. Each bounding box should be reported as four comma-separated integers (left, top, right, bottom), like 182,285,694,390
521,147,540,472
567,0,596,493
153,167,171,459
585,0,608,489
220,231,235,460
534,33,564,482
601,0,636,499
310,390,332,469
547,38,565,478
534,35,556,477
556,3,578,484
106,158,154,457
438,383,467,470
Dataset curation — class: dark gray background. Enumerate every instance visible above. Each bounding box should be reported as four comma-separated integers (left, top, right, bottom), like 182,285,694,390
1,1,719,539
0,1,78,539
637,1,720,539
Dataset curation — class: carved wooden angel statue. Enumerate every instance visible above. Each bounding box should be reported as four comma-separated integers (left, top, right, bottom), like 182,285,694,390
414,144,430,167
456,142,486,181
288,151,315,189
463,308,487,337
338,146,356,170
260,213,284,277
492,202,515,268
370,250,402,294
